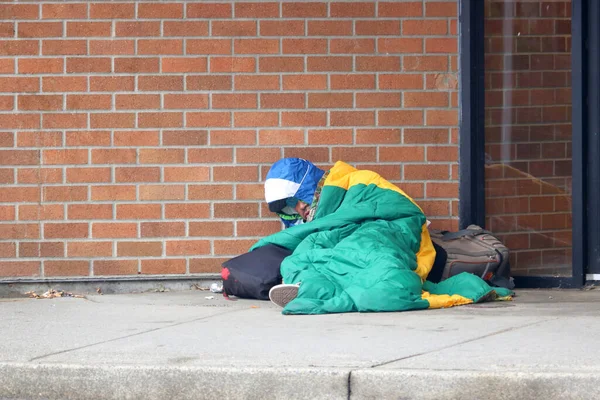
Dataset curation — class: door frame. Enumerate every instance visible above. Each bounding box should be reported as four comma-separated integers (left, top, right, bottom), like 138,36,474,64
458,0,598,288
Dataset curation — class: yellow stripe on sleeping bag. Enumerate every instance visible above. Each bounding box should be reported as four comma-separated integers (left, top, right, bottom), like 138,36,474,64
421,291,473,309
324,161,436,281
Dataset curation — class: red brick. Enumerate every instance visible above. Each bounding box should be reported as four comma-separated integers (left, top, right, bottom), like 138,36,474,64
45,260,89,277
138,3,183,19
67,22,112,37
356,21,400,35
214,203,258,218
187,148,233,163
42,3,87,20
403,20,448,35
213,166,258,182
261,93,305,109
164,167,210,182
139,39,183,55
331,74,376,90
138,112,183,128
67,95,112,110
0,4,39,20
308,21,353,36
0,131,13,146
404,56,449,71
115,94,160,110
189,258,225,273
213,93,257,109
141,259,186,275
18,95,62,111
161,57,208,73
213,21,256,37
92,149,136,164
260,20,304,36
187,39,231,55
331,111,375,126
89,40,134,55
18,22,62,38
237,147,281,163
331,39,375,54
91,185,136,201
259,56,304,72
308,56,352,72
43,186,87,202
187,75,231,91
166,240,211,256
66,167,111,183
141,222,185,237
139,148,185,163
356,129,401,144
0,223,40,239
115,21,161,37
189,222,233,237
0,243,16,258
404,164,449,180
211,57,255,73
332,147,377,162
427,182,458,198
404,128,450,144
282,2,327,17
0,114,40,129
43,113,87,129
163,21,208,37
282,111,327,127
0,169,13,184
187,112,231,127
94,260,138,276
42,77,86,92
92,223,137,238
117,242,163,256
139,185,185,201
90,113,135,129
427,146,458,162
378,110,424,126
283,39,327,54
0,59,14,74
379,74,424,89
308,129,353,145
284,147,330,163
67,57,112,73
90,3,135,19
378,38,423,54
162,130,208,145
234,39,279,54
164,94,209,110
308,93,353,108
235,75,280,91
115,167,161,182
426,2,457,17
235,2,279,18
378,1,423,17
404,92,449,107
0,261,40,277
43,40,87,56
68,204,112,220
0,77,39,93
17,168,62,184
114,131,160,146
357,56,401,72
426,38,458,53
379,146,425,162
283,74,327,90
116,204,162,220
356,92,401,108
0,23,13,38
235,184,264,200
114,58,159,73
138,76,183,91
90,76,135,92
332,2,376,17
0,206,15,221
165,203,210,219
187,3,232,18
0,40,38,56
259,129,304,145
44,223,88,239
210,130,256,145
426,110,458,126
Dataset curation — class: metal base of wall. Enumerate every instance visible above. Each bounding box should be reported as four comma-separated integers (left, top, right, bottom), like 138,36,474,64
0,274,222,298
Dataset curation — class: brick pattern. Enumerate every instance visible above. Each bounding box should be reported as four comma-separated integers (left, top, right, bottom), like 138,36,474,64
0,1,458,278
483,0,572,276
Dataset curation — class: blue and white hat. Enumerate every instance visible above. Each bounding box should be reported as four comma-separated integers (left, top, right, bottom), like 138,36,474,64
264,158,324,217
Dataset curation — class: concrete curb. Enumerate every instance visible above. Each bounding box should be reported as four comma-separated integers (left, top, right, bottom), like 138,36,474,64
2,363,600,400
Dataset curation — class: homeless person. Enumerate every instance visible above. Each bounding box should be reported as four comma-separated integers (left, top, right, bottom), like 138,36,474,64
256,157,512,315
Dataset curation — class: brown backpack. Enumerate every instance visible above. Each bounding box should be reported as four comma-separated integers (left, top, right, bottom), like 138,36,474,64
429,225,514,289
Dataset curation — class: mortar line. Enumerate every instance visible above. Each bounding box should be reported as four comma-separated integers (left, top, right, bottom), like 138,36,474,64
28,307,247,362
368,317,558,369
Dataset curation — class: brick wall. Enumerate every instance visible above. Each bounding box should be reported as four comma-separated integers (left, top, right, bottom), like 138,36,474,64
483,0,572,276
0,1,459,279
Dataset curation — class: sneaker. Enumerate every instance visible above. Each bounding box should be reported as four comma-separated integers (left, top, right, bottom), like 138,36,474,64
269,283,300,308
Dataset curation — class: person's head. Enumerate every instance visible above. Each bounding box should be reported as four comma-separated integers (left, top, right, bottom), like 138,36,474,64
264,158,324,228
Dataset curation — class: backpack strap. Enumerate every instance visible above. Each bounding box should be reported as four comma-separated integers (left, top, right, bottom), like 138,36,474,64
441,227,493,241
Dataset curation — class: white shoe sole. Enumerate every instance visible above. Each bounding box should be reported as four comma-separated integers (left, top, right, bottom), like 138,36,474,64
269,284,299,308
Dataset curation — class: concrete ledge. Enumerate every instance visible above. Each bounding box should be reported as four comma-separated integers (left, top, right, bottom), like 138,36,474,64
0,364,350,400
351,369,600,400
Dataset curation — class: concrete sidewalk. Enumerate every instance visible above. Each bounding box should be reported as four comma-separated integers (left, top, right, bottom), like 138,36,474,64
1,287,600,400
